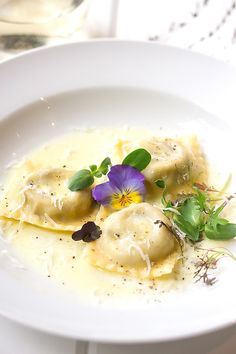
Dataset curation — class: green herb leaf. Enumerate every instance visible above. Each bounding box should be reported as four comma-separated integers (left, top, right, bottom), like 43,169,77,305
205,203,236,240
155,179,166,189
205,221,236,240
68,169,94,191
158,181,236,243
174,197,204,241
122,148,151,171
89,165,97,173
192,186,208,210
89,158,111,177
155,179,169,207
93,170,103,178
69,157,111,192
99,157,111,175
179,198,203,227
174,216,201,241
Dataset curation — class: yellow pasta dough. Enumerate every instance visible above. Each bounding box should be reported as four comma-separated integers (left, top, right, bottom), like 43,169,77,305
88,203,181,279
0,167,96,231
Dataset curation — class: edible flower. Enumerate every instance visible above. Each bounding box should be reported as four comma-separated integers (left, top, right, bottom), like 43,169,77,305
92,165,145,209
68,148,151,192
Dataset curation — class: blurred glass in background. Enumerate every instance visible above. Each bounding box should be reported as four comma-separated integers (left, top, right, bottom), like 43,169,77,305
0,0,88,52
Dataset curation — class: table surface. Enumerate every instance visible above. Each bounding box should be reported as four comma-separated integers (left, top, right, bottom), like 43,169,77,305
1,0,236,353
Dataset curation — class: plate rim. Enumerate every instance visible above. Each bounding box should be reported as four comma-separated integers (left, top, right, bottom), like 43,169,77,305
1,39,236,342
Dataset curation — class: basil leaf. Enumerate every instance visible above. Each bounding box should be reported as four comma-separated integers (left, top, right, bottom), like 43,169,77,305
68,169,94,191
99,157,111,175
205,221,236,240
122,148,151,171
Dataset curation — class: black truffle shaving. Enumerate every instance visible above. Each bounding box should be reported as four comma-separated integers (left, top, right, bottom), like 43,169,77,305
72,221,102,243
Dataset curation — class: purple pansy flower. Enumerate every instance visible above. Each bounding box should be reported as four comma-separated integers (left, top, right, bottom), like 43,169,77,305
92,165,145,210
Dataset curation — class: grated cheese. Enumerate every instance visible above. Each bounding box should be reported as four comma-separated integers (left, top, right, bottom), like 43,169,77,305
44,213,60,228
128,243,151,275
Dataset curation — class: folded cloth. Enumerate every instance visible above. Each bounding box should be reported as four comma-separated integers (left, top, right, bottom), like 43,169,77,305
116,0,236,65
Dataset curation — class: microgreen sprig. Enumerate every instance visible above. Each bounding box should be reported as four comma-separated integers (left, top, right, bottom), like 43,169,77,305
154,179,172,208
205,200,236,240
194,247,236,285
155,180,236,242
89,157,112,178
173,196,205,242
68,169,95,191
68,157,111,191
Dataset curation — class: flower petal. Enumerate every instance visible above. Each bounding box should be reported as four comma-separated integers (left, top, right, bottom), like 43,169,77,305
124,177,146,196
92,181,115,205
92,165,146,209
111,190,143,210
108,165,145,194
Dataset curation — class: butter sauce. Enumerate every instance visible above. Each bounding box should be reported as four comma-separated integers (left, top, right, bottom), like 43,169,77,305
0,127,226,302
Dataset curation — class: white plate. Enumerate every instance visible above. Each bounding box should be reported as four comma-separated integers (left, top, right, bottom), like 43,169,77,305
1,41,236,343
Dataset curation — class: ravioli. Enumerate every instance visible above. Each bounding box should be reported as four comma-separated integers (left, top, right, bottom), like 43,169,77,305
0,128,209,287
117,136,207,190
141,138,190,185
88,203,181,279
0,167,96,231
